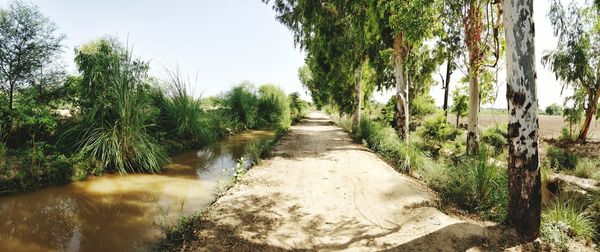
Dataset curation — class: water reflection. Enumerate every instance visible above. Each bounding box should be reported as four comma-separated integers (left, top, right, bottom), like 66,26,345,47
0,130,274,251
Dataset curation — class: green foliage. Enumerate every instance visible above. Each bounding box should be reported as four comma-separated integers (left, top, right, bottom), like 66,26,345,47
546,103,563,116
450,88,468,125
358,119,426,172
0,0,65,110
570,158,600,180
541,201,597,249
426,147,508,222
410,94,437,120
288,92,309,123
223,83,259,129
257,84,291,129
153,70,216,149
419,114,461,143
72,39,168,174
481,124,508,154
546,146,578,171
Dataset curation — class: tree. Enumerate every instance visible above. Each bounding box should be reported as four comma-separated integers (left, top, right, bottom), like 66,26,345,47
543,0,600,141
0,1,64,111
369,0,439,142
504,0,541,240
451,88,468,126
438,0,464,122
545,103,562,116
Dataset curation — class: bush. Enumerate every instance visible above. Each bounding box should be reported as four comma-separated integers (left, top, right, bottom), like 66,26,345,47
359,119,426,172
289,92,308,123
222,83,259,129
257,84,291,129
426,147,508,221
546,146,578,171
410,94,436,121
545,103,563,116
153,70,217,149
570,159,600,180
541,201,597,249
72,41,168,174
481,124,508,154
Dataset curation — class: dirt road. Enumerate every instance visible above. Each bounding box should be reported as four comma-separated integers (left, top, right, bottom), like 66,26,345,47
177,112,517,251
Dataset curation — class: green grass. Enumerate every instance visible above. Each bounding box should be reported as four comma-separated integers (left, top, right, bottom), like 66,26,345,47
74,53,168,174
541,200,597,250
570,158,600,180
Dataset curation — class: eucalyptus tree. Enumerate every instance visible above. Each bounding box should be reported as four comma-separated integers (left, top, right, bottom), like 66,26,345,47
268,0,378,131
0,0,64,111
452,0,503,154
543,0,600,141
504,0,541,240
368,0,439,142
438,0,464,122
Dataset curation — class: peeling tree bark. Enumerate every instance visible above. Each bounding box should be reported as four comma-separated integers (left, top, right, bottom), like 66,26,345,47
394,34,409,143
504,0,541,240
465,0,483,155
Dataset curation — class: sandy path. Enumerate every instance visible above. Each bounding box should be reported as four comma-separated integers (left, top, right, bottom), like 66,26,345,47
182,112,518,251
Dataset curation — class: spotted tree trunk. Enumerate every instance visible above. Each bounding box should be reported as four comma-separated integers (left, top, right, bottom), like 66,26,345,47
504,0,541,240
393,34,409,143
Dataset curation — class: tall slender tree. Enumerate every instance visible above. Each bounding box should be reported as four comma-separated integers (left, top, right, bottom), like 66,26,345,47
504,0,541,240
369,0,439,142
543,0,600,141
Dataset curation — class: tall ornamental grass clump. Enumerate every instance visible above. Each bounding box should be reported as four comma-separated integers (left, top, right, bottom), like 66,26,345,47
425,147,508,221
257,84,291,129
222,83,259,129
153,70,216,148
71,38,167,174
541,200,597,250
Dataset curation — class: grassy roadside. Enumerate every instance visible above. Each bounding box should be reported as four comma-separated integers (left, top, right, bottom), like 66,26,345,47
329,111,599,250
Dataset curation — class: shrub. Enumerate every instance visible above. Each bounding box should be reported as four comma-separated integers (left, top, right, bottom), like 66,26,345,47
72,42,168,174
289,92,308,123
541,201,597,249
481,124,508,154
257,84,291,129
559,126,578,142
359,119,426,172
571,158,600,180
222,83,259,129
427,147,508,221
153,70,216,148
546,146,578,171
545,103,563,116
410,94,436,121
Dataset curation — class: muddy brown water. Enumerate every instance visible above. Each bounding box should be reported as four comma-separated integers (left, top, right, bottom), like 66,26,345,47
0,130,275,251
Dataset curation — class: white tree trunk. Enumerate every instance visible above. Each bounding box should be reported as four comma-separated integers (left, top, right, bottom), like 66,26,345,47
394,34,409,143
467,67,479,154
504,0,541,240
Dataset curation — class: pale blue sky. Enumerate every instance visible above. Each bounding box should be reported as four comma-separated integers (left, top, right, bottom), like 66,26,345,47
1,0,568,108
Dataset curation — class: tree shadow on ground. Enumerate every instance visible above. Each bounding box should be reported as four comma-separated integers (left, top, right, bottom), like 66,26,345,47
156,191,524,252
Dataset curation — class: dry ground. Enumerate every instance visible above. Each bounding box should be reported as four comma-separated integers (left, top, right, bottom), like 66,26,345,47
171,112,524,251
452,113,600,140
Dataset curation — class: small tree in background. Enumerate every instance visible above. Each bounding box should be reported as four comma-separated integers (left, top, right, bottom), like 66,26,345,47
545,103,563,116
451,89,468,126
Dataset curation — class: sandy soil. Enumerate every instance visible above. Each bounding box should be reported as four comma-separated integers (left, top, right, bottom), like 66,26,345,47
175,112,523,251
